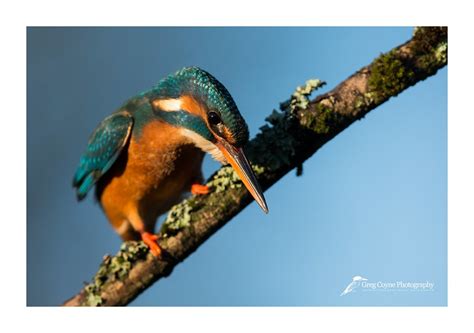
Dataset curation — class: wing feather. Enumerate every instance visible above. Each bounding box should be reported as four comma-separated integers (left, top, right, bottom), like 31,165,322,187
73,111,133,200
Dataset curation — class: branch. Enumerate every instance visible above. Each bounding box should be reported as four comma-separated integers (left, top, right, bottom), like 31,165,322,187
64,27,447,306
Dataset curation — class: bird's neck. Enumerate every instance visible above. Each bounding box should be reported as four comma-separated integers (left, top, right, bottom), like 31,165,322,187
135,95,226,164
180,128,226,164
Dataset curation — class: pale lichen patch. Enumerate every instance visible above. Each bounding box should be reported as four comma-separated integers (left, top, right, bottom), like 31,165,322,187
82,241,149,306
290,79,326,114
160,199,194,236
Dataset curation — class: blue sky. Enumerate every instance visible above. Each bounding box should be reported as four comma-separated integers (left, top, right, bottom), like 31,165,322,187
27,27,446,306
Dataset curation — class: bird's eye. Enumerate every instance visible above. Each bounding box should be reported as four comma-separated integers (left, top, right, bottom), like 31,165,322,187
207,111,222,125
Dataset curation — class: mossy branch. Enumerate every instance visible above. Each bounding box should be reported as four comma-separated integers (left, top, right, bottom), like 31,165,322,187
64,27,447,306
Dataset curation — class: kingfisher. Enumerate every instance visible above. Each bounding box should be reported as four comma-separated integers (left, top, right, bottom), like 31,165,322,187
73,67,268,257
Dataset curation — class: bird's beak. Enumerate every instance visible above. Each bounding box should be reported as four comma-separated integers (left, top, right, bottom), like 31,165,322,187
217,140,269,214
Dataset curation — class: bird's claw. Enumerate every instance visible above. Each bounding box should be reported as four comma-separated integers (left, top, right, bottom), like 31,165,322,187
141,232,161,257
191,183,210,195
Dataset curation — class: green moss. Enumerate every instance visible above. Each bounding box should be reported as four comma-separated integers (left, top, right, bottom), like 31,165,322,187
364,92,377,104
159,162,265,236
299,103,337,135
252,164,265,176
248,110,298,169
247,77,326,169
367,50,415,103
367,27,447,105
159,163,265,236
435,41,447,63
353,95,365,110
160,198,195,236
290,79,326,114
353,92,378,113
207,166,242,192
82,241,149,306
84,284,102,306
315,106,336,134
412,27,447,55
287,78,340,135
411,27,448,73
205,164,265,193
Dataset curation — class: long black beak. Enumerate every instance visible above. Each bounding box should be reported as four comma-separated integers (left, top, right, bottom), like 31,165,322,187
217,140,269,214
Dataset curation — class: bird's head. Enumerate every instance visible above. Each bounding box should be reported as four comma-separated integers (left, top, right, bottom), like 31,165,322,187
353,276,368,282
149,67,268,213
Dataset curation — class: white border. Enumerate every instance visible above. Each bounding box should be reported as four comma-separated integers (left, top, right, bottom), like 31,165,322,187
2,0,473,331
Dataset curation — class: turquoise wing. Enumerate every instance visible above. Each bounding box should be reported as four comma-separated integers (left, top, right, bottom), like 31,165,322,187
73,111,134,200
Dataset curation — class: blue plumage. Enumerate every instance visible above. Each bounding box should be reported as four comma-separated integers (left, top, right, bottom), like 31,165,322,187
154,109,214,142
149,67,249,147
73,111,133,200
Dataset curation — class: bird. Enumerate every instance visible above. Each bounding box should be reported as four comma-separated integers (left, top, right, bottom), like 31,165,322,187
340,276,368,296
72,67,268,257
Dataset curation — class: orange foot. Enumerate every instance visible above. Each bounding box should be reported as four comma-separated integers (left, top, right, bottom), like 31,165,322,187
141,232,161,257
191,183,210,195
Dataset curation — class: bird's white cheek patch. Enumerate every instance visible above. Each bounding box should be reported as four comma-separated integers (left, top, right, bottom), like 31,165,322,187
152,98,183,112
181,129,227,164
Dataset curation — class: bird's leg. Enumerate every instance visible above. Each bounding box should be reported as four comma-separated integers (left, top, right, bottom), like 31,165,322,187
191,183,209,195
126,207,162,257
140,232,161,257
190,173,210,195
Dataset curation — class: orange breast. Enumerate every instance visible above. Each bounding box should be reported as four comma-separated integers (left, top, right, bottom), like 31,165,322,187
97,119,205,232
